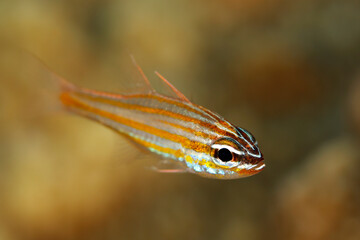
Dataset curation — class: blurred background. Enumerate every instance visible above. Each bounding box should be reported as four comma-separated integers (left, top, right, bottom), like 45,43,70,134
1,0,360,239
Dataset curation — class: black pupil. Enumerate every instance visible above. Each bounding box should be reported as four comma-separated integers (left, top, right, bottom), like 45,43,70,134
218,148,233,162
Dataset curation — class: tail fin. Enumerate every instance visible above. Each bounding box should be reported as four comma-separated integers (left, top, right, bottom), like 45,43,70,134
14,50,85,113
53,74,77,93
26,59,82,114
49,72,92,115
0,48,78,122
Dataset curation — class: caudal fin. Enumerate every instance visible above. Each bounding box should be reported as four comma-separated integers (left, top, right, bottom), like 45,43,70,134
53,74,77,93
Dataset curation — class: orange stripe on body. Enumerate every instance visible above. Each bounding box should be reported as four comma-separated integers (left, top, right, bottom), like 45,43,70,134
67,83,237,136
197,105,235,130
60,93,209,154
158,120,216,140
75,89,216,122
128,94,236,133
132,138,184,159
73,92,238,140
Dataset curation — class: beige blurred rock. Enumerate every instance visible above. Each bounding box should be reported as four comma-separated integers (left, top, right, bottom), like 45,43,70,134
234,46,321,116
0,115,140,239
272,138,360,240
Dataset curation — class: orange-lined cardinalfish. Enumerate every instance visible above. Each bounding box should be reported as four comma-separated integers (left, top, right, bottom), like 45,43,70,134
56,60,264,179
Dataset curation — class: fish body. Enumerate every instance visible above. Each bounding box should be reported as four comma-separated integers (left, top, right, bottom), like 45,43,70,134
57,66,264,179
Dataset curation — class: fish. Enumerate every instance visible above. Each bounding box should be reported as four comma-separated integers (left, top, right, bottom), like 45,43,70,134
56,60,264,179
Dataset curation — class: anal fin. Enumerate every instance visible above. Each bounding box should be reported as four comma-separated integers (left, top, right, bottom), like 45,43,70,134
149,159,189,174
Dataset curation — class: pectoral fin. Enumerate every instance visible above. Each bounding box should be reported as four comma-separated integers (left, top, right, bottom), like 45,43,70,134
149,159,189,174
152,168,188,174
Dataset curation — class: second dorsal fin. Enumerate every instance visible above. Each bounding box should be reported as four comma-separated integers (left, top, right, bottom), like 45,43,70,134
154,71,191,103
130,55,191,103
130,55,156,94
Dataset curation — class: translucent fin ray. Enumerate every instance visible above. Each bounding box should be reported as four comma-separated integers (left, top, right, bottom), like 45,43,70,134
129,55,191,102
154,71,191,103
130,55,156,94
152,168,188,173
149,159,189,174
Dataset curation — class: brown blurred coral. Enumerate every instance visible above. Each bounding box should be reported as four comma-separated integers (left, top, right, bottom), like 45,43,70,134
234,47,322,116
271,138,360,240
348,73,360,137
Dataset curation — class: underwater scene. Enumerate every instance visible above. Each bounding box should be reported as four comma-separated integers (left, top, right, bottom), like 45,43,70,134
0,0,360,239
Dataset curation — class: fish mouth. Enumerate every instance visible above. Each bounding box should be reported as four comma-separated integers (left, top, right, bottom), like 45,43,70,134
242,151,264,172
250,151,264,171
252,161,265,171
237,160,265,172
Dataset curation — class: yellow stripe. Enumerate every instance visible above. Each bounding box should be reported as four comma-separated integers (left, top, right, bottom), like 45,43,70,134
132,138,184,159
129,94,236,132
78,88,211,120
60,93,209,154
74,92,238,139
158,120,216,140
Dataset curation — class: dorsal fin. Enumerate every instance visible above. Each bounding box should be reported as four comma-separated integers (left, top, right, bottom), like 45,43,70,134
130,55,156,94
154,71,191,103
130,55,191,103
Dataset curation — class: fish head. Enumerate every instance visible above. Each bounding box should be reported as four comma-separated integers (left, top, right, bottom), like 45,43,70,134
208,127,264,179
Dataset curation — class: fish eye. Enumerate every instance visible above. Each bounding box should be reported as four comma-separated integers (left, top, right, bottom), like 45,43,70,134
211,138,243,168
217,148,233,162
